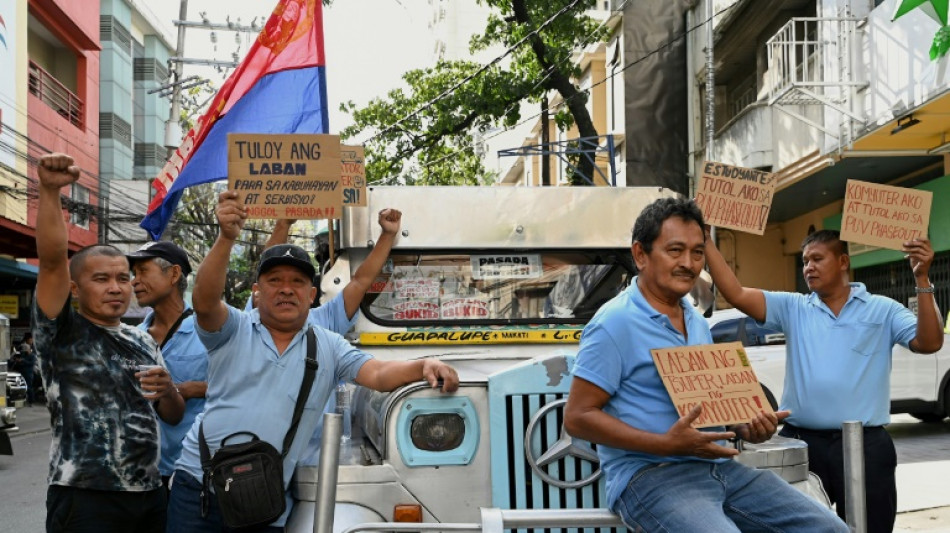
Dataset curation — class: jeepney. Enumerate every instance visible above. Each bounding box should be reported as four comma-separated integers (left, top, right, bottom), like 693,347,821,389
286,186,827,532
0,314,15,455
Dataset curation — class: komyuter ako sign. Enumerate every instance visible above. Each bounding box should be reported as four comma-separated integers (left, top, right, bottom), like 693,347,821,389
651,341,774,428
228,133,343,219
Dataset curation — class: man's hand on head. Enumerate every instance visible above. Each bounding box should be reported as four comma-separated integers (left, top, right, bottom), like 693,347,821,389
378,208,402,236
902,238,934,279
38,153,80,190
216,190,247,241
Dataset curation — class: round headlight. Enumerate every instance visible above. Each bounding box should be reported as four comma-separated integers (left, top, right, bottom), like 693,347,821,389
409,413,465,452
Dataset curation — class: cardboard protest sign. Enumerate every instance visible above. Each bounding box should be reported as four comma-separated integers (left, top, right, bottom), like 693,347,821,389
695,162,776,235
840,179,932,251
228,133,342,219
651,342,773,428
341,145,367,206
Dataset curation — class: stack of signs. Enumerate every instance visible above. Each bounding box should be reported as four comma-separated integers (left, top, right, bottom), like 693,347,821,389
651,342,773,428
228,133,342,219
695,162,776,235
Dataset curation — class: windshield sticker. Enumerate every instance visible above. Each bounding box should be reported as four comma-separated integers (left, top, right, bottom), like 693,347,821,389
471,254,542,280
440,297,489,319
360,329,583,345
393,301,440,320
394,278,441,299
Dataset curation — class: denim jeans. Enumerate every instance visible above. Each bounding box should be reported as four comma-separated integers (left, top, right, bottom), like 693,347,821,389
615,460,848,532
166,470,284,533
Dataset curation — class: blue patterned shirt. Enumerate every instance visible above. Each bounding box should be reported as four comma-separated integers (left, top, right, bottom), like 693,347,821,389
33,299,166,491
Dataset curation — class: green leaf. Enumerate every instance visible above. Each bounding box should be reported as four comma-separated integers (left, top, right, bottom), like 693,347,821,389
893,0,932,21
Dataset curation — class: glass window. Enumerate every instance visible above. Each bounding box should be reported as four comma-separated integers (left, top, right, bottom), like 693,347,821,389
710,319,741,343
70,183,90,228
361,251,634,326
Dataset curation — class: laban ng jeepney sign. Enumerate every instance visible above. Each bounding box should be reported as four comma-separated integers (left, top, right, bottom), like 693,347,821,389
651,341,774,428
228,133,342,219
695,161,776,235
840,179,932,251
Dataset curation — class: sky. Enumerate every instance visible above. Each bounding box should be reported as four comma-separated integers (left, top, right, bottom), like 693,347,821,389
144,0,436,135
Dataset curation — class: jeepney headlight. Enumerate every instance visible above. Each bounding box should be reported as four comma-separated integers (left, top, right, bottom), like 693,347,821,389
410,413,465,451
396,396,479,467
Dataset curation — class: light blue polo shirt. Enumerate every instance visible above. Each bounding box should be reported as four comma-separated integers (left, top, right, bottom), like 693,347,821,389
139,308,208,477
174,305,371,527
572,278,725,510
761,283,917,429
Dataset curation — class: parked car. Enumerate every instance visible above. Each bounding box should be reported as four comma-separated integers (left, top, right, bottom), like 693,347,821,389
6,371,27,403
707,308,950,422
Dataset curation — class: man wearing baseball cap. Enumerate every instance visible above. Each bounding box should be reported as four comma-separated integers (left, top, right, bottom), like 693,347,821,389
166,190,458,531
127,240,208,492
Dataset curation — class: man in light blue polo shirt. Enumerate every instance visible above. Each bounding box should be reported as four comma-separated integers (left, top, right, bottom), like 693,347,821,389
128,241,206,491
166,190,458,533
706,228,943,532
564,198,846,532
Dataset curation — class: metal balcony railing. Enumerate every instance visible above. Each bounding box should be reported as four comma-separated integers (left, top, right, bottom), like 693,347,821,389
28,60,84,129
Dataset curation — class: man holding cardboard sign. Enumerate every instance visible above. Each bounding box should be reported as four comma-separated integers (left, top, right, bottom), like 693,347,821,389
705,228,943,532
564,198,846,532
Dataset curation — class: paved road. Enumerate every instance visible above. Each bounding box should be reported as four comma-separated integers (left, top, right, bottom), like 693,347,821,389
2,408,949,531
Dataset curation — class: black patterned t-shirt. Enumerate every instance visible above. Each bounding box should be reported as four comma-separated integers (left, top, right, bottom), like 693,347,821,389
32,299,165,491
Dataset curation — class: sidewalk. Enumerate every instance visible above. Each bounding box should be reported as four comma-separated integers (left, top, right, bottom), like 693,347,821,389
894,460,950,532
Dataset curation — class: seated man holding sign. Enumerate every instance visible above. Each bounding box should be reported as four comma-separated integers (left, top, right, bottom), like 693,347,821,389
705,227,943,532
564,198,846,532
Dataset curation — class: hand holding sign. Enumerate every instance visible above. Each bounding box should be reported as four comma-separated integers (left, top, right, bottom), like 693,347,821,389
216,190,247,241
902,237,935,279
731,409,789,444
665,405,739,459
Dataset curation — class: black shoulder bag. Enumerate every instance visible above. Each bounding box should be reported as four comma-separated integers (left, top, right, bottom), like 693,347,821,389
198,327,318,529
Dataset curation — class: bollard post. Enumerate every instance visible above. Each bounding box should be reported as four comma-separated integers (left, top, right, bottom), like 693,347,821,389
842,421,866,533
314,413,343,533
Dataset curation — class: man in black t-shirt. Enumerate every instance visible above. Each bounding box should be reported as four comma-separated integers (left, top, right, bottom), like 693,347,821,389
33,153,185,533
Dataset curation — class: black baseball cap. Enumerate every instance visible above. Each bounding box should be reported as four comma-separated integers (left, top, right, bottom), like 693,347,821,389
127,241,192,276
257,244,316,281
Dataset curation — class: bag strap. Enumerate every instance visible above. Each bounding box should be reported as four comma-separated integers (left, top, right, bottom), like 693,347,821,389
160,308,194,350
198,326,318,467
281,327,319,458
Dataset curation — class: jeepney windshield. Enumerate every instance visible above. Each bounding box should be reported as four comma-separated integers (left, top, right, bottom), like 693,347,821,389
361,250,634,326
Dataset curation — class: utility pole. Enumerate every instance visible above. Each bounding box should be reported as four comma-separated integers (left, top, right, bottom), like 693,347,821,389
165,0,188,151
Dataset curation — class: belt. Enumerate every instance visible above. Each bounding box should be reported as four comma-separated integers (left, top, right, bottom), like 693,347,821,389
783,422,884,439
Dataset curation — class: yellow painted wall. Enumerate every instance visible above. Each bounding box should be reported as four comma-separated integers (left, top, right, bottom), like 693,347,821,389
721,200,844,298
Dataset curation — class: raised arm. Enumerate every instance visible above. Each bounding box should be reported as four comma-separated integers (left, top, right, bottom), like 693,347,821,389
341,208,401,318
35,154,81,319
564,377,738,458
263,218,296,249
354,356,457,393
193,190,246,332
903,238,944,353
704,227,767,322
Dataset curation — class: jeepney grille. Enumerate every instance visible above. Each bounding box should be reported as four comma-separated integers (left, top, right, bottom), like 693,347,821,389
504,393,619,533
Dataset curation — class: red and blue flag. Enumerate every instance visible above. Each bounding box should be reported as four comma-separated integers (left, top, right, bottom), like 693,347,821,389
141,0,329,239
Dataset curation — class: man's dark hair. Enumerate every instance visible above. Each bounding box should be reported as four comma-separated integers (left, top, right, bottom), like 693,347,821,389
68,244,126,281
801,229,849,256
632,197,705,253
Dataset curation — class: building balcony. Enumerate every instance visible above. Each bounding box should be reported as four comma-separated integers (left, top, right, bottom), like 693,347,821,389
28,61,84,129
